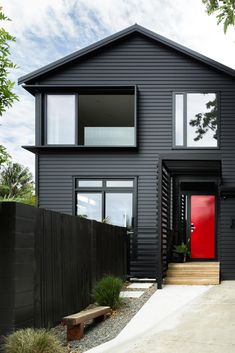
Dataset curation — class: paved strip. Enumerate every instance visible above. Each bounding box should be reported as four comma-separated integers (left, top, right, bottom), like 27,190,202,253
120,291,144,298
121,282,235,353
85,284,211,353
127,283,153,289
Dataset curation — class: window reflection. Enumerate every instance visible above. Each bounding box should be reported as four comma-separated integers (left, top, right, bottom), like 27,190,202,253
78,180,102,187
47,95,75,144
175,94,184,146
174,93,218,148
75,179,134,227
77,193,102,221
105,193,133,228
187,93,217,147
106,180,133,187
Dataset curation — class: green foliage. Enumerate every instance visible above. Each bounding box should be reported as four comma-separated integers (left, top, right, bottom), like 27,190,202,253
0,194,37,206
3,328,65,353
189,98,217,141
0,160,36,206
174,242,190,256
0,145,10,167
102,216,111,224
0,7,18,116
202,0,235,33
93,275,123,309
0,162,34,198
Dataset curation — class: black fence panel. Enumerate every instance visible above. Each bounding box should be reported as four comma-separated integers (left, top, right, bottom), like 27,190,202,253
0,202,127,337
94,222,127,281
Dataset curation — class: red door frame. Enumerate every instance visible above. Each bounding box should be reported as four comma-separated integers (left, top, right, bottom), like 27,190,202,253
187,193,217,261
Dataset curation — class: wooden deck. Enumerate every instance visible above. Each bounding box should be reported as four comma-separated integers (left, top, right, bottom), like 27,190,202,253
164,262,220,285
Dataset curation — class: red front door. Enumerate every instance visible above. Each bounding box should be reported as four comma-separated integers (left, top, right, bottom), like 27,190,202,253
190,195,215,259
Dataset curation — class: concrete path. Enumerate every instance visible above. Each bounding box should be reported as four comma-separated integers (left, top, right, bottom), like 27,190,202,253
85,283,217,353
120,281,235,353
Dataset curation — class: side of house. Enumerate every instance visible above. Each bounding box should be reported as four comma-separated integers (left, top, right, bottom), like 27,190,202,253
19,25,235,285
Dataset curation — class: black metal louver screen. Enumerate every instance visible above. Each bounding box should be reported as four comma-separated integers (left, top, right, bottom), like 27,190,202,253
161,166,171,276
180,194,186,243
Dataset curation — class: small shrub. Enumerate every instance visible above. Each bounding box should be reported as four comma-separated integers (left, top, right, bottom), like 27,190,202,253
0,195,37,206
93,275,123,310
174,241,190,262
3,328,65,353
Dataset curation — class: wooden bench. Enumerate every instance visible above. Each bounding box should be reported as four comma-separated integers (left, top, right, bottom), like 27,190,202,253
62,306,111,341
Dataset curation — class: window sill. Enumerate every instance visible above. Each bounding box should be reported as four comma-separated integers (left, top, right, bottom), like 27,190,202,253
172,147,220,150
22,145,138,153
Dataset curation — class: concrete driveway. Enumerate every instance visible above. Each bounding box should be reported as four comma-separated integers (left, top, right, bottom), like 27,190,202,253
85,281,235,353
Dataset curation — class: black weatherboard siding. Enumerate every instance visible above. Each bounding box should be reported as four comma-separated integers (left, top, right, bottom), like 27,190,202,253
19,25,235,280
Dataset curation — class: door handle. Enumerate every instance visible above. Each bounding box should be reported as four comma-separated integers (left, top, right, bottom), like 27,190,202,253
190,223,196,232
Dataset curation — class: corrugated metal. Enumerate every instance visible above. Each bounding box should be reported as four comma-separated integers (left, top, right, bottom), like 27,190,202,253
35,33,235,279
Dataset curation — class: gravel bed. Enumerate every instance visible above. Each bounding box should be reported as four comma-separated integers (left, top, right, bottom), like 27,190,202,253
52,283,157,353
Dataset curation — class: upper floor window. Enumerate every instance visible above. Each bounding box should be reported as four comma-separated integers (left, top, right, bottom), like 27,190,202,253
174,93,218,148
47,94,76,144
45,89,136,146
78,94,135,146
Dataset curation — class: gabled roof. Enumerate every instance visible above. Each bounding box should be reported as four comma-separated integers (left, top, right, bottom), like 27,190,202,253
18,24,235,85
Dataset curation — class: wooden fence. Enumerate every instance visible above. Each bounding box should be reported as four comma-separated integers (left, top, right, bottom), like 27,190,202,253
0,202,128,337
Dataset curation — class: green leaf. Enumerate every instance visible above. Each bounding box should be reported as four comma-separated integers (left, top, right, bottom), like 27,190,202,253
0,8,18,116
202,0,235,33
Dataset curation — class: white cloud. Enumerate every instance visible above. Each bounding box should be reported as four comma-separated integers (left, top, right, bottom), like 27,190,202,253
0,0,234,178
0,93,34,172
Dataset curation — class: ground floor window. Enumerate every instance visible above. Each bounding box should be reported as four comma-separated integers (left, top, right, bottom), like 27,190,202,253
77,193,102,222
75,178,135,228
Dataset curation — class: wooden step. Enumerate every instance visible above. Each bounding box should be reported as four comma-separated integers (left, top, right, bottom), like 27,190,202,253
164,277,220,285
167,266,219,270
165,262,220,285
168,262,219,269
167,270,219,278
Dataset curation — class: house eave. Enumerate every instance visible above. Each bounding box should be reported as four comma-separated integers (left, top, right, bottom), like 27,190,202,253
22,145,139,154
21,84,136,95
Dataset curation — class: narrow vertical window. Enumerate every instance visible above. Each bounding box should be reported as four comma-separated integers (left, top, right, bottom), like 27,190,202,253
175,94,184,146
47,95,75,144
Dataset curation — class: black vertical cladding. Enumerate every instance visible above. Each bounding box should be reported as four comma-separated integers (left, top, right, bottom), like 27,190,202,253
28,33,235,279
14,203,35,330
0,202,127,335
0,203,15,336
0,203,36,335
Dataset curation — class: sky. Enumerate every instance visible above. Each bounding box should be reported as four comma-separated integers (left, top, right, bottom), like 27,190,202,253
0,0,235,177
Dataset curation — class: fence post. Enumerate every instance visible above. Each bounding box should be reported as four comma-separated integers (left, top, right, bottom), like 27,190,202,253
0,203,15,337
90,221,97,291
126,230,130,279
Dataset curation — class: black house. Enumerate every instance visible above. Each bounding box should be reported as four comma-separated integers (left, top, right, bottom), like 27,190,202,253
19,25,235,288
